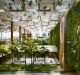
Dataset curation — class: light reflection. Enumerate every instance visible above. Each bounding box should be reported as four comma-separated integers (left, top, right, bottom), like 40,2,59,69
50,72,61,75
0,31,19,40
0,9,5,13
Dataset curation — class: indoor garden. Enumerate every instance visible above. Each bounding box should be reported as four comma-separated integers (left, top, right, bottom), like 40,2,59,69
0,0,79,75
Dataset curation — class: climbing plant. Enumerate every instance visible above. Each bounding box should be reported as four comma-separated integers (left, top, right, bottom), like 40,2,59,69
65,1,80,71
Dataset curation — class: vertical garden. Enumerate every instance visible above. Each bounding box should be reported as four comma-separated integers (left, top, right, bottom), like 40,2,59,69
65,1,80,71
49,22,60,57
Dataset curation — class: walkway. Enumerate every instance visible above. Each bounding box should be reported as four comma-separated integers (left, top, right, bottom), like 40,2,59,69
0,71,77,75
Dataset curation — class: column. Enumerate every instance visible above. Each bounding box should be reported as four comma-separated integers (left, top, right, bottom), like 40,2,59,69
60,14,74,71
60,17,64,70
19,26,21,41
24,28,26,39
11,21,13,42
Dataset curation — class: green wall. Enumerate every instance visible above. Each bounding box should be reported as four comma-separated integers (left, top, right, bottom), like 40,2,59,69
49,22,60,54
65,1,80,71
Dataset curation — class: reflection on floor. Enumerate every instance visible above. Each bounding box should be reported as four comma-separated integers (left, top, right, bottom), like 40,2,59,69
6,57,60,64
0,71,77,75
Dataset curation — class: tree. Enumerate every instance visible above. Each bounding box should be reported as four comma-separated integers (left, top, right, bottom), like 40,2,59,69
20,41,30,65
26,39,37,64
39,46,49,64
20,39,37,65
9,41,18,64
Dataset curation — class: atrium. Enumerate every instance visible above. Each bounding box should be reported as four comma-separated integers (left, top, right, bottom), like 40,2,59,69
0,0,80,75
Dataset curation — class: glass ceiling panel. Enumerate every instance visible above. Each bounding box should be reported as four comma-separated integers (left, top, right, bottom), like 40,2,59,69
9,3,25,11
0,0,74,37
0,0,13,3
42,21,48,25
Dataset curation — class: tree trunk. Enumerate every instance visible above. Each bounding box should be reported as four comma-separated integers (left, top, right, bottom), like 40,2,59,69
12,53,14,64
2,53,3,57
31,51,33,65
31,55,33,64
44,56,45,64
24,52,26,65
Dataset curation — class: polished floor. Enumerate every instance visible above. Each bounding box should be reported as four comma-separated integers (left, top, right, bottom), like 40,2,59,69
0,71,78,75
6,57,59,64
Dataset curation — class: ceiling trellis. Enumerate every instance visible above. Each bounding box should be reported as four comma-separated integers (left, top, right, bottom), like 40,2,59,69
0,0,74,33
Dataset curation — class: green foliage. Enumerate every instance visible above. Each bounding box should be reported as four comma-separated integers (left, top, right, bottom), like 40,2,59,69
0,64,59,72
65,1,80,71
76,0,80,2
20,39,38,64
49,23,60,50
21,39,38,55
9,41,19,53
0,41,6,44
41,39,49,45
27,64,58,71
8,41,19,64
34,39,49,45
0,45,8,57
39,46,49,57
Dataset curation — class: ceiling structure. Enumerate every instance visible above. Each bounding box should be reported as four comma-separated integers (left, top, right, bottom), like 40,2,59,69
0,0,74,38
